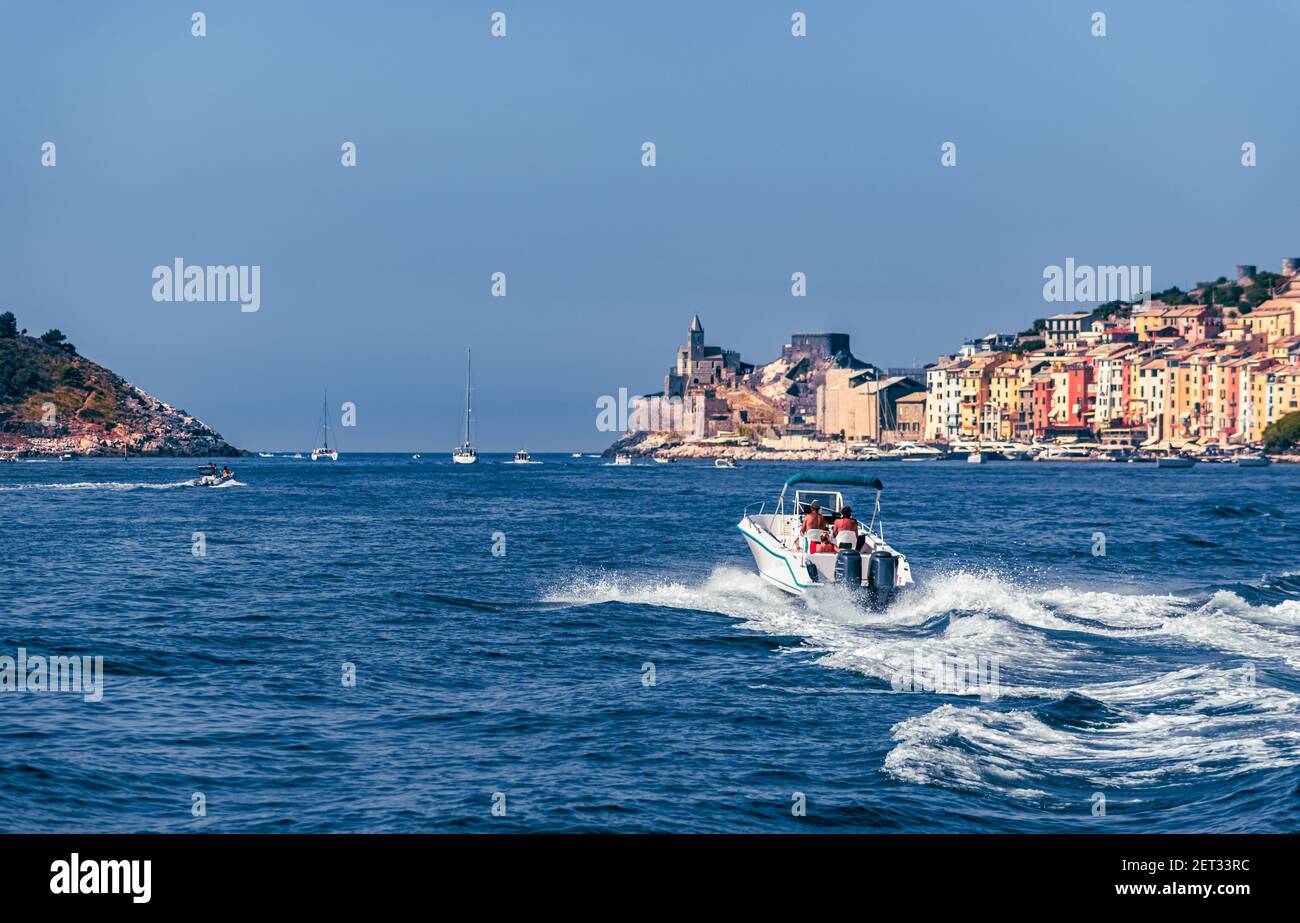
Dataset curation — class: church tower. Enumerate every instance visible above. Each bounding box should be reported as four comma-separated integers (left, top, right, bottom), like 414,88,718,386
688,314,704,361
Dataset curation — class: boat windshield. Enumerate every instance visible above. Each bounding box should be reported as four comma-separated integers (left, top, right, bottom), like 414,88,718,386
794,490,845,517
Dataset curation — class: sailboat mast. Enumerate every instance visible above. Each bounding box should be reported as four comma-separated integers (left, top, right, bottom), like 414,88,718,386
322,390,330,449
463,348,473,446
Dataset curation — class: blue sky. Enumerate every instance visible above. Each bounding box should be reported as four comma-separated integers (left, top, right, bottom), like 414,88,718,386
2,1,1297,451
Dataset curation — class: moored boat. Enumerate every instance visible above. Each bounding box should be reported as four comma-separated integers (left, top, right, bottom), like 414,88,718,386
1235,454,1271,468
1156,455,1196,469
311,390,339,461
452,349,478,465
714,456,738,468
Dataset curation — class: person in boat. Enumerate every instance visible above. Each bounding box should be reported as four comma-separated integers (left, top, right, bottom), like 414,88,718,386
810,535,838,554
221,466,232,479
800,500,828,535
833,505,866,552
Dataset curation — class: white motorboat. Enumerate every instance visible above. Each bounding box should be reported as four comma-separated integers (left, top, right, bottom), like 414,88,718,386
714,457,738,468
737,473,913,607
452,348,478,464
510,449,539,464
1034,444,1096,462
258,452,274,458
891,442,946,460
967,451,985,464
311,391,339,461
193,465,235,487
571,453,582,458
612,453,633,466
59,453,74,461
1235,454,1271,468
412,453,422,459
1156,455,1196,469
653,456,672,464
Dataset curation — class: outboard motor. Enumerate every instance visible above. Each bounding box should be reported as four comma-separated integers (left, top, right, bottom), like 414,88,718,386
834,548,863,590
866,550,897,609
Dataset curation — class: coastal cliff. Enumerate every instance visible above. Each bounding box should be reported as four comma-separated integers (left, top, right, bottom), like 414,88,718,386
0,312,244,457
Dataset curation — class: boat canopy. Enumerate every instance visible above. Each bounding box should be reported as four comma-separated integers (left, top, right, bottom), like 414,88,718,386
782,472,883,491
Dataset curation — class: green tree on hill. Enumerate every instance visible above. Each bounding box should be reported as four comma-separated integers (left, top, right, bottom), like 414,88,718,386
1263,411,1300,454
39,328,76,354
0,312,16,338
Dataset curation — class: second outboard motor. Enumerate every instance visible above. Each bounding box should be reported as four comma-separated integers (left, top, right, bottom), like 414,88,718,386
866,550,897,608
834,548,863,589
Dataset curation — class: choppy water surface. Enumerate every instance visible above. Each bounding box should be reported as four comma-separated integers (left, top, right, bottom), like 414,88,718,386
2,455,1298,832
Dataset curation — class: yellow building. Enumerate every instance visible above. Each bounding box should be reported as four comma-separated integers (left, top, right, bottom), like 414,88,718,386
1264,364,1300,436
958,353,1010,438
985,359,1027,440
1243,302,1296,342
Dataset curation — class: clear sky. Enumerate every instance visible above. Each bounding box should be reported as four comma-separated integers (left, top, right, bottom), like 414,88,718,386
2,1,1297,451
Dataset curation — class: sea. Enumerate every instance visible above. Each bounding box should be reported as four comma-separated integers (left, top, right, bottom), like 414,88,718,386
1,453,1298,833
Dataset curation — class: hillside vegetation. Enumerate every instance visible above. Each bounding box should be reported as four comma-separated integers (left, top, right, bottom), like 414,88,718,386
0,310,242,457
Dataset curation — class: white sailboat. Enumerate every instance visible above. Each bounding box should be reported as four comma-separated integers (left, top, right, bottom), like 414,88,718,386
452,348,478,464
311,391,339,461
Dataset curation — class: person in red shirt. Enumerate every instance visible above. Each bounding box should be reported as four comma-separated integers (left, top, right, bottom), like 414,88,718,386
832,505,865,551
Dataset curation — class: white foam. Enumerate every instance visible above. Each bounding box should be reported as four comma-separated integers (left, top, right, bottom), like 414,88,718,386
884,666,1300,795
547,566,1300,688
0,480,199,492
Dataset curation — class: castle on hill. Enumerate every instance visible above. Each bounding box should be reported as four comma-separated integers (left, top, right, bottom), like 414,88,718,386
631,315,885,442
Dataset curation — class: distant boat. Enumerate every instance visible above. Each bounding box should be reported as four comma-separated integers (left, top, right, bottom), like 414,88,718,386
967,451,985,464
292,453,304,459
892,442,946,460
412,453,422,459
452,349,478,465
571,453,582,458
311,391,339,461
654,456,672,464
1235,454,1271,468
714,457,738,469
613,453,633,466
59,453,74,461
258,452,275,458
1157,455,1196,469
510,449,539,464
1035,445,1096,462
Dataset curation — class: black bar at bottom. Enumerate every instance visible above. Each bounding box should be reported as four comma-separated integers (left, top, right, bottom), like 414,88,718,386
0,833,1288,908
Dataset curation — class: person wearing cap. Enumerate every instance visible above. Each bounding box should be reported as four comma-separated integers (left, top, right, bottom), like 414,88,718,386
801,500,829,535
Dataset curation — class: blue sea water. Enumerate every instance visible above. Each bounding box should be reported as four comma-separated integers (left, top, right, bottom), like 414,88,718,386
1,453,1298,833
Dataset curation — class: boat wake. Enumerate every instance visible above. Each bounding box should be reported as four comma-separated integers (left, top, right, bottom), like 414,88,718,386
545,566,1300,805
0,479,246,492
